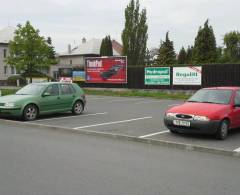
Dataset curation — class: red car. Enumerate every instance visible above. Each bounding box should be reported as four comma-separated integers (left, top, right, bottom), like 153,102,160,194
164,87,240,140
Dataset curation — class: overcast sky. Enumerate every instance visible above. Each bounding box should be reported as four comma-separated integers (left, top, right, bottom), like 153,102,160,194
1,0,239,53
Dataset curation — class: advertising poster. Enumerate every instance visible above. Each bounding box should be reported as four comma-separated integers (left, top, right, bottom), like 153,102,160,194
72,71,85,82
59,77,73,83
145,67,170,85
85,57,127,84
173,66,202,85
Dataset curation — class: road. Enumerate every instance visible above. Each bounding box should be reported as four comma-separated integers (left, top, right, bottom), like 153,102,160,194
0,123,239,195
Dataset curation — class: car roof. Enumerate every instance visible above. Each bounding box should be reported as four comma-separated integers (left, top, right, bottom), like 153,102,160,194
203,86,240,90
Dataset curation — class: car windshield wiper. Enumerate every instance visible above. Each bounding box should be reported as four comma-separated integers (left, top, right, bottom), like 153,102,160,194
201,101,223,104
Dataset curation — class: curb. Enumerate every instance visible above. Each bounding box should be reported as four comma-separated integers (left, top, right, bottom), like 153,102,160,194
1,119,240,158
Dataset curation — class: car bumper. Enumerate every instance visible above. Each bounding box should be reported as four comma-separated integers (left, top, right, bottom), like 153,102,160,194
164,117,221,135
0,107,22,117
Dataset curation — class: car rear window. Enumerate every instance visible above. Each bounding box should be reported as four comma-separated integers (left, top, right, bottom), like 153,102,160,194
188,89,232,105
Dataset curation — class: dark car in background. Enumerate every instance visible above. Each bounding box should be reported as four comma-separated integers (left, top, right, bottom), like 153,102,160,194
164,87,240,140
100,64,124,80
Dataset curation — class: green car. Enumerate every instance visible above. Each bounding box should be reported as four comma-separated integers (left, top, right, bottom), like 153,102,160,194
0,82,86,121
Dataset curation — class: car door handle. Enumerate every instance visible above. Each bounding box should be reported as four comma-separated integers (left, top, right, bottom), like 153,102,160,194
72,95,75,98
57,97,61,99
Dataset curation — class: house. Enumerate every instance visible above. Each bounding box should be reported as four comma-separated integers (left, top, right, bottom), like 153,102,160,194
49,38,123,79
0,26,16,81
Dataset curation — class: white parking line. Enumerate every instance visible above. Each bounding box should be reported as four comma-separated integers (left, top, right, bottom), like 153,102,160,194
32,112,108,122
87,97,113,100
73,116,152,129
139,130,169,138
168,104,181,107
233,147,240,153
134,100,161,104
108,98,141,103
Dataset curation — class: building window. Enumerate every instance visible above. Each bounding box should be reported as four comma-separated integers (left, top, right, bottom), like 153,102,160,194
3,49,7,58
70,60,72,65
4,66,8,75
11,66,15,74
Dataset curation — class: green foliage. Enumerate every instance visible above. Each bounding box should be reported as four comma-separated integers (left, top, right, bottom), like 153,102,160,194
100,35,113,56
46,37,57,64
156,32,176,65
223,31,240,63
192,20,217,63
7,75,26,84
6,21,56,82
122,0,148,65
177,47,187,64
186,46,193,64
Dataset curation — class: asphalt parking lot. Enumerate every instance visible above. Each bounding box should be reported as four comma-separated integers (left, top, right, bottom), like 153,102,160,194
1,95,240,154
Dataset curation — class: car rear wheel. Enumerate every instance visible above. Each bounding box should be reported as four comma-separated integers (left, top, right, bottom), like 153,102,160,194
72,101,84,115
23,104,38,121
216,119,229,140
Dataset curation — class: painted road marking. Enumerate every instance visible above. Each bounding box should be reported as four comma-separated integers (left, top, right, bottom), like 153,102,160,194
73,116,153,129
32,112,108,122
168,104,181,107
233,147,240,153
139,130,169,138
87,97,114,100
108,98,141,103
134,100,161,104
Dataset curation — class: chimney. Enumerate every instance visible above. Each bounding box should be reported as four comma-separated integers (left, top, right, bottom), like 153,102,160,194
68,44,71,54
82,37,86,44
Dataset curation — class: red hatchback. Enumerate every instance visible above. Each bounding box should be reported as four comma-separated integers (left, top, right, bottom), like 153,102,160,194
164,87,240,140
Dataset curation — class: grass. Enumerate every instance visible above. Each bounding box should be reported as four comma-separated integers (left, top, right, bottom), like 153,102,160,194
0,88,191,100
84,89,191,100
0,88,18,96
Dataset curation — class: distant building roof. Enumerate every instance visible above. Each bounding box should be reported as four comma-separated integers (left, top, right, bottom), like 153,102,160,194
59,38,123,57
0,26,15,43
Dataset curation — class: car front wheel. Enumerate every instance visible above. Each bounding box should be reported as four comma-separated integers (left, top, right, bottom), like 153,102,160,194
72,101,84,115
23,104,38,121
216,119,229,140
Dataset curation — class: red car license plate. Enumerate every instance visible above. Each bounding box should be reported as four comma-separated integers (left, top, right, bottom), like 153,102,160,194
173,120,190,127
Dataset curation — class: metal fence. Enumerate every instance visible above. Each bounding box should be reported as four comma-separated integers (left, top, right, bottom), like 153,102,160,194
78,64,240,90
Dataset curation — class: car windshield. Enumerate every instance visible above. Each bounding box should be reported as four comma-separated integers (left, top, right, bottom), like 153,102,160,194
16,84,46,95
187,89,232,105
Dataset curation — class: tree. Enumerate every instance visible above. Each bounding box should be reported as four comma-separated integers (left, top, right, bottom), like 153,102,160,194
100,35,113,56
186,45,193,64
177,47,187,64
122,0,148,65
46,37,57,63
223,31,240,63
6,21,54,82
156,32,176,65
192,19,217,63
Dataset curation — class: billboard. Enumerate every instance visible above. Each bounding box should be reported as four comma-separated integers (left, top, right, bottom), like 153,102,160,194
145,67,170,85
85,57,127,83
72,71,85,81
173,66,202,85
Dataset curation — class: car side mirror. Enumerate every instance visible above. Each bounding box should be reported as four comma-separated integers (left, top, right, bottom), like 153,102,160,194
42,92,50,97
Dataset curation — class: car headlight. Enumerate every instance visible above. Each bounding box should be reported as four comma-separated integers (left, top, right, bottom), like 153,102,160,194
193,115,210,121
4,102,15,108
166,113,176,118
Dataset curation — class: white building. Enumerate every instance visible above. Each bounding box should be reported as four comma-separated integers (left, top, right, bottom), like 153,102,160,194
49,38,123,79
0,26,16,81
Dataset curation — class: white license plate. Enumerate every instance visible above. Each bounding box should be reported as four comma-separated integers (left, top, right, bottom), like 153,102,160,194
173,120,190,127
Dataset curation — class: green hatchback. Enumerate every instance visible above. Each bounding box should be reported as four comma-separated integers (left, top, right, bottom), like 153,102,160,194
0,82,86,121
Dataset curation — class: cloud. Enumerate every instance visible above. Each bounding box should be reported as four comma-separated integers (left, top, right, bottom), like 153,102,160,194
1,0,240,53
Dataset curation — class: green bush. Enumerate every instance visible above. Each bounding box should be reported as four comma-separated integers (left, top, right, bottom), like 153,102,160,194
7,75,26,86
